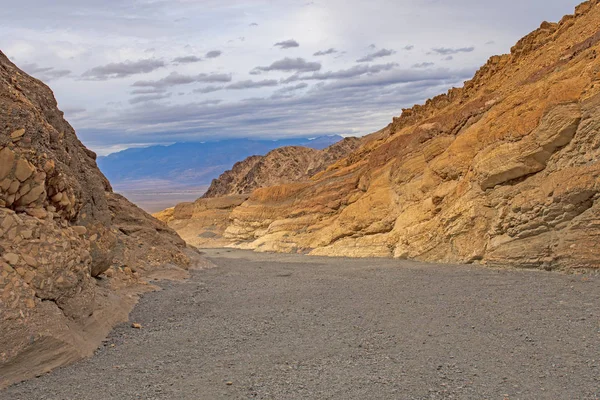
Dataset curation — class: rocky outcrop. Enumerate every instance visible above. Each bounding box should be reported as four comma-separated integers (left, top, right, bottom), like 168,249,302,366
157,195,250,248
0,51,194,388
157,138,362,247
164,1,600,271
203,138,362,198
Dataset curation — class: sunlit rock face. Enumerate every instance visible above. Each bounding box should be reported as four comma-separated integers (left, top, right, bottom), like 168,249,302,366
165,1,600,271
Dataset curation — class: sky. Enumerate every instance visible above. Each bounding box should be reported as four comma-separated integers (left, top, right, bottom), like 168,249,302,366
0,0,582,155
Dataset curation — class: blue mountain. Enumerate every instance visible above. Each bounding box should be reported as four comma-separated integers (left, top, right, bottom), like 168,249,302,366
97,136,344,186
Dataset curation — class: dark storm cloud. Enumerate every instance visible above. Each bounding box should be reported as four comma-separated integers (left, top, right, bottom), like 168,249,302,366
412,62,435,68
173,55,203,64
251,57,322,74
132,72,232,89
82,58,166,80
205,50,222,58
129,93,172,104
322,67,474,90
283,63,398,83
130,87,168,95
193,85,224,94
273,82,309,96
21,63,71,82
313,48,338,56
430,46,475,55
226,79,279,90
274,39,300,49
356,48,396,63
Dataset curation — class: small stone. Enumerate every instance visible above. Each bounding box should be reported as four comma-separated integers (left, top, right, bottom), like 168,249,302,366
33,172,46,183
43,160,55,173
22,254,38,267
0,147,15,180
10,129,25,139
25,298,35,309
132,323,142,329
25,207,47,219
51,192,63,202
226,382,233,386
23,271,35,284
72,226,87,235
14,159,35,182
3,253,19,265
0,179,11,191
8,180,20,195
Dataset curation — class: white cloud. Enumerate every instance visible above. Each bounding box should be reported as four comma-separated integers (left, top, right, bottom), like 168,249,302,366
0,0,583,153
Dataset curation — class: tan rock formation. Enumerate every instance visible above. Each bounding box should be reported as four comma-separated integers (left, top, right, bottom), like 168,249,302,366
0,51,195,387
164,1,600,271
156,138,362,246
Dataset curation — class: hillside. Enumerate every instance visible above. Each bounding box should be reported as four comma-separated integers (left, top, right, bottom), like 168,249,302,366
159,1,600,270
0,51,197,387
203,137,362,198
97,136,346,187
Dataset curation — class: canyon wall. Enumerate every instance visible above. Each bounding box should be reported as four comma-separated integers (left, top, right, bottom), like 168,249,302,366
162,1,600,271
0,51,195,387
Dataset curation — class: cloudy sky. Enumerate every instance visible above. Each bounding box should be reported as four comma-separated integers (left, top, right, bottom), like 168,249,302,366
1,0,580,155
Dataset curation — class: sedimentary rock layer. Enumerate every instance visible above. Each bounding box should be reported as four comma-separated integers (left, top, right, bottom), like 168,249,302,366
163,1,600,270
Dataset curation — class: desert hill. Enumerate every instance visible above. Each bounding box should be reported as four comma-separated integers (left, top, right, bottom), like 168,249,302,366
0,51,198,387
203,137,362,198
159,0,600,270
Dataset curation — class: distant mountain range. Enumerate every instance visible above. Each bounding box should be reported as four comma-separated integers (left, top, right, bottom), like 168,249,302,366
97,136,345,186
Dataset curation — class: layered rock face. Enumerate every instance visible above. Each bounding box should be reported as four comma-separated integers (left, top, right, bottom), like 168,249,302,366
158,137,362,247
165,1,600,270
0,51,192,387
203,138,362,198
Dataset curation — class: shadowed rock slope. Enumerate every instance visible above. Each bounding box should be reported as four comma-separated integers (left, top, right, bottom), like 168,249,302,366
0,51,195,388
203,137,362,198
160,1,600,270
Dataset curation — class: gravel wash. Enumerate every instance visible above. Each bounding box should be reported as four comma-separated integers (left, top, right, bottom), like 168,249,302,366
3,249,600,400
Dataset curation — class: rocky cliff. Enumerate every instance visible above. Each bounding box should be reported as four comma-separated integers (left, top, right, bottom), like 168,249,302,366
157,137,362,247
0,51,195,388
161,1,600,270
203,137,362,198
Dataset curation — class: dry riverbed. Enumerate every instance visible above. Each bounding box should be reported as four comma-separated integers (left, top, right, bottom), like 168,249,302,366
2,249,599,399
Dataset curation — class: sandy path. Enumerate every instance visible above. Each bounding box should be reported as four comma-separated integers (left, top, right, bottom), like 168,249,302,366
3,249,599,399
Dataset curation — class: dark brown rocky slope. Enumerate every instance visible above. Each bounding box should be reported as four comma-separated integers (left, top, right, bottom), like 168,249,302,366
0,51,196,388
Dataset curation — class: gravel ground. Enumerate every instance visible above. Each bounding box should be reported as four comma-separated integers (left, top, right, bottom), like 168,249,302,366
3,249,600,400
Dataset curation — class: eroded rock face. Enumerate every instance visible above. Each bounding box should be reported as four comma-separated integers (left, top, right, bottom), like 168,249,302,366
164,1,600,270
202,138,362,198
0,51,192,387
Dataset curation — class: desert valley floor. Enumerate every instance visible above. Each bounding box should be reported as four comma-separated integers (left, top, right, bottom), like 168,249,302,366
3,249,599,400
